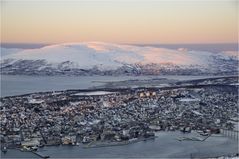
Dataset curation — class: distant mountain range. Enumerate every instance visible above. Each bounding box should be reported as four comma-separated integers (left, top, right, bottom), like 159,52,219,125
1,42,238,76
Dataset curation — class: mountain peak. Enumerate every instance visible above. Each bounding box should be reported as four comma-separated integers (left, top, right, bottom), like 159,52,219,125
1,42,238,76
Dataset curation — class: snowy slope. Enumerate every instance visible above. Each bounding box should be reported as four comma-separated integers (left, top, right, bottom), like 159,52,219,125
1,47,23,57
1,42,238,75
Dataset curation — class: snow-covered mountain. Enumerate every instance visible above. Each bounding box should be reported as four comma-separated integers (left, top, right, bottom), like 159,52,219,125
1,48,23,56
1,42,238,76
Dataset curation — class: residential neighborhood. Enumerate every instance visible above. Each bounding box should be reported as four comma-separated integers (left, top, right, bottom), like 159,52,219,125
1,77,238,151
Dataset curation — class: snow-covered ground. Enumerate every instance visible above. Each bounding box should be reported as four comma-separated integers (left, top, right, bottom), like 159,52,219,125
179,98,201,102
1,42,238,75
74,91,115,96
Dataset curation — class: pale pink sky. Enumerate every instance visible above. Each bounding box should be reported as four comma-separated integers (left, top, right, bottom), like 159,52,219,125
1,0,238,44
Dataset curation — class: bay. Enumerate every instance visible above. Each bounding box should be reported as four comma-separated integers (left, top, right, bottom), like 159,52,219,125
1,132,238,158
1,75,222,97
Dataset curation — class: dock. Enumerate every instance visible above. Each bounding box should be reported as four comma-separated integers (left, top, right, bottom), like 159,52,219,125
31,151,50,158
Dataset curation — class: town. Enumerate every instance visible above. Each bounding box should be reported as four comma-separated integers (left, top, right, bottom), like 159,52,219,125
0,77,238,152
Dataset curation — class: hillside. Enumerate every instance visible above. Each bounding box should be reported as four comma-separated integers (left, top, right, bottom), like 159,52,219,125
1,42,238,76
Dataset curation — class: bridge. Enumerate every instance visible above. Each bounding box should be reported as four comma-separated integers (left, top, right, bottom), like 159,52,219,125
220,129,239,140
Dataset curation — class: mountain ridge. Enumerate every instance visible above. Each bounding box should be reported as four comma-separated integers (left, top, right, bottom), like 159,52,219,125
1,42,238,76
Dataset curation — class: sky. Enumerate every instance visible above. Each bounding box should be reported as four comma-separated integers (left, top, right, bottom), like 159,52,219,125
1,0,238,44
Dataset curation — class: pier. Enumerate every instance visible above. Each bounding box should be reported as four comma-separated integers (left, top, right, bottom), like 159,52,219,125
31,151,50,158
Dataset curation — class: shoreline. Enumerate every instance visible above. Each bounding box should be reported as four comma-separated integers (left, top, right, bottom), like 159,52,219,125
82,136,157,149
2,131,238,159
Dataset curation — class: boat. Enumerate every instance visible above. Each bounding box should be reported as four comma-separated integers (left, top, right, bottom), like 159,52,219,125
2,146,7,153
31,146,38,151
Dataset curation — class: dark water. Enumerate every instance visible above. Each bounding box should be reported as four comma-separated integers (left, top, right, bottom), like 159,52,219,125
1,150,40,158
0,75,151,97
1,75,222,97
1,132,238,158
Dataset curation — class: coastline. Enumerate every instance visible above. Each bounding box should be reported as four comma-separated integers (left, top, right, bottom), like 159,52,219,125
2,131,238,159
82,136,157,148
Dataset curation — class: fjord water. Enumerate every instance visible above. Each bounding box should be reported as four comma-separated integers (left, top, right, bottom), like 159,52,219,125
1,75,224,97
1,132,238,158
39,132,238,158
1,75,148,97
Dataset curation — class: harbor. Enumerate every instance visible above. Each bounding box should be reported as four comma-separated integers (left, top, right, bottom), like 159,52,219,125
2,131,238,158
